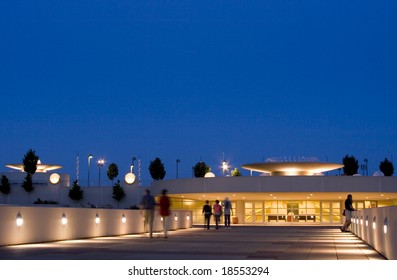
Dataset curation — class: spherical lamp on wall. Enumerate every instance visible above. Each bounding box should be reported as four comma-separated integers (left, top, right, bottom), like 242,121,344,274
49,173,61,184
124,172,136,184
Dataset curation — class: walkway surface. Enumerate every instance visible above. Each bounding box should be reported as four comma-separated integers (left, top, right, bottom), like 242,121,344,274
0,225,386,260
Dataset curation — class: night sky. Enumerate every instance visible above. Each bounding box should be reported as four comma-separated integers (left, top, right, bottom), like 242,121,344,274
1,1,396,184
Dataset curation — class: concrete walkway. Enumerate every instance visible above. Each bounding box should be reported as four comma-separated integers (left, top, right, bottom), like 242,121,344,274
0,226,386,260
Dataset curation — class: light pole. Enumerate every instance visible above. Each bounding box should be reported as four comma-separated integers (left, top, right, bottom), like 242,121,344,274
364,159,368,176
176,159,180,179
88,154,93,187
97,159,104,187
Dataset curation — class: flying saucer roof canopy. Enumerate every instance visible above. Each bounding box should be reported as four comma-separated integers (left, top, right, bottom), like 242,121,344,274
241,162,344,176
5,163,63,173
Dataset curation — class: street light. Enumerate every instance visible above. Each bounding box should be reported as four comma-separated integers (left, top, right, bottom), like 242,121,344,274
222,160,229,176
176,159,180,179
97,159,104,187
88,154,93,187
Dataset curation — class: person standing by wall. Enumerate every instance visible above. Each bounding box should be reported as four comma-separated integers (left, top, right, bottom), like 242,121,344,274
202,200,212,230
341,194,355,232
213,200,222,230
223,197,232,229
140,189,156,238
159,189,171,238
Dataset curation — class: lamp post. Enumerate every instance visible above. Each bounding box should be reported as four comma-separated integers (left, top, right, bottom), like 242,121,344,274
88,154,93,187
176,159,180,179
364,159,368,176
97,159,104,187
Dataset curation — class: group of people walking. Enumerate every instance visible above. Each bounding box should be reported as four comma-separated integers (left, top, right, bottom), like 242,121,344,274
202,197,233,230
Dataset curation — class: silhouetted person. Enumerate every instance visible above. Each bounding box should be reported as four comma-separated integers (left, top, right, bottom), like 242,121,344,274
158,189,171,238
223,197,232,229
341,194,355,232
213,200,222,230
140,189,156,238
202,200,212,229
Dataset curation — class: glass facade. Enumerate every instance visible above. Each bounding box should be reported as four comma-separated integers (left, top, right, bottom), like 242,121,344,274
168,197,378,224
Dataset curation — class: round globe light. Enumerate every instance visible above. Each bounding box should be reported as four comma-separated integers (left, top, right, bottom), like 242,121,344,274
49,173,61,184
204,172,215,178
124,172,136,184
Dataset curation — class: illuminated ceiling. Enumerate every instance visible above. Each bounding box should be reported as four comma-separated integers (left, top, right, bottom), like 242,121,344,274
5,163,62,173
242,162,344,176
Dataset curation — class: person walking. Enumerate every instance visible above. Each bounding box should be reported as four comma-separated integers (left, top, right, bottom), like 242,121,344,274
202,200,212,229
158,189,171,238
213,200,222,230
140,189,156,238
341,194,355,232
223,197,233,229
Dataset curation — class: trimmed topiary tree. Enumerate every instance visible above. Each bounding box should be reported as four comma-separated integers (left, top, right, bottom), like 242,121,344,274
69,180,83,203
149,157,166,180
379,158,394,176
193,161,210,177
342,155,359,175
112,179,125,207
107,163,119,185
0,175,11,195
22,149,39,195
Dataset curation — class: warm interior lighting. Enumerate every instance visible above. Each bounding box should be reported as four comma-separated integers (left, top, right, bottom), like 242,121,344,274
204,172,215,178
187,214,190,220
49,173,61,184
372,217,376,230
365,216,368,227
174,214,178,221
61,213,67,225
124,172,136,184
16,213,23,226
121,214,126,224
95,214,100,224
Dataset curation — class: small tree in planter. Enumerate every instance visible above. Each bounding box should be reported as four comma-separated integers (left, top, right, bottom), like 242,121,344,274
69,180,83,204
149,157,166,180
231,168,242,176
112,179,125,208
107,163,119,185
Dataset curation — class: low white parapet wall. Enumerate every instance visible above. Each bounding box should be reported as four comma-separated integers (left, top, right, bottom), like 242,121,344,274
351,206,397,260
0,205,192,246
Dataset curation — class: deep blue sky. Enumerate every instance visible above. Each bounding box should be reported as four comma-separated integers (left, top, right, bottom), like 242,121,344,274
1,0,396,184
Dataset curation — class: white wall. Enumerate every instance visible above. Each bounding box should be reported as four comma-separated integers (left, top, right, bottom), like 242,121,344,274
152,176,397,195
351,206,397,260
0,205,192,246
